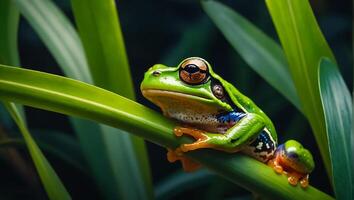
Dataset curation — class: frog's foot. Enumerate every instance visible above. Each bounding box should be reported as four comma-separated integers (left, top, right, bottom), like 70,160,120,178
287,171,304,186
299,174,309,188
173,127,216,152
173,127,208,140
166,148,201,172
267,157,283,174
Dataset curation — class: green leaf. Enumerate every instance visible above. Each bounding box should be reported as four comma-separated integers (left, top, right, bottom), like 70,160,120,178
0,0,20,67
3,102,71,200
202,0,301,111
71,0,152,199
0,1,69,199
32,130,86,172
0,130,86,172
13,0,92,83
0,65,333,200
265,0,336,177
0,0,25,120
14,1,152,198
71,0,134,96
318,58,353,200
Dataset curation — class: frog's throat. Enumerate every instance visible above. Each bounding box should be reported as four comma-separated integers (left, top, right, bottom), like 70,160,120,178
141,89,229,116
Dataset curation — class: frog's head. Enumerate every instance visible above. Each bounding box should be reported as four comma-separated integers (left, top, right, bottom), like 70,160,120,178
279,140,315,174
140,57,234,120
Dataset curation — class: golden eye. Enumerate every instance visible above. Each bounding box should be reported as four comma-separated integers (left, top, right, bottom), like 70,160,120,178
179,58,209,85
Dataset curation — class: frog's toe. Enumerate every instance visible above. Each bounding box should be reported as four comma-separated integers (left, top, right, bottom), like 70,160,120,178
287,172,304,186
167,148,183,163
299,175,309,188
173,127,207,141
180,140,215,152
267,158,283,174
287,175,299,186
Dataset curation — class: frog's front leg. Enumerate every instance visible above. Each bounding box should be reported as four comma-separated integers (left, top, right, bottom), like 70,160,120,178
176,113,266,152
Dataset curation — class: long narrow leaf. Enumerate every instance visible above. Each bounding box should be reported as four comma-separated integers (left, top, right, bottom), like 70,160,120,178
0,0,19,66
202,0,301,111
0,0,25,119
318,58,352,200
0,131,86,173
4,102,71,200
71,0,152,199
0,65,333,200
265,0,336,177
0,1,70,199
13,1,143,198
13,0,91,83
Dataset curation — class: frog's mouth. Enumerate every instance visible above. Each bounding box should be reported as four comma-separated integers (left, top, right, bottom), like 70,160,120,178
141,89,226,115
141,89,213,102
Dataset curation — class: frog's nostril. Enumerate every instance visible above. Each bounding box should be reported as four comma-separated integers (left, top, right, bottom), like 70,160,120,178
152,70,161,77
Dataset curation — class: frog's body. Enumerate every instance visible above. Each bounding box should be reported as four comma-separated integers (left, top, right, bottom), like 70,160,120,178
141,57,314,188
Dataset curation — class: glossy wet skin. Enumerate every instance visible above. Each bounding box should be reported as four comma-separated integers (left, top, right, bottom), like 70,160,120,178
141,58,234,133
140,59,233,113
141,57,276,136
140,57,314,187
279,140,315,174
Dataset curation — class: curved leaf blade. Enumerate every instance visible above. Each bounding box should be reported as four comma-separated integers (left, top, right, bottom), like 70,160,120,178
0,65,333,200
1,1,70,199
14,1,149,198
265,0,336,177
0,0,25,120
71,0,152,199
4,102,71,200
14,0,92,83
202,0,301,111
318,58,353,200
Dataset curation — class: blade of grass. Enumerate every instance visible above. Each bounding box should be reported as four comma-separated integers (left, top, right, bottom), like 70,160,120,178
0,0,19,66
13,0,91,83
202,0,300,111
1,1,70,199
0,65,333,200
71,0,152,199
0,0,25,120
318,58,352,200
4,102,71,200
0,131,86,172
14,1,146,198
265,0,336,178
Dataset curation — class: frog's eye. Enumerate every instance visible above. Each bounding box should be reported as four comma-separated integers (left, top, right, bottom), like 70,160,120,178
212,83,225,99
179,58,209,85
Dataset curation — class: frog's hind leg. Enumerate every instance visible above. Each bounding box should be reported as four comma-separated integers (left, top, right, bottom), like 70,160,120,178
243,130,277,163
174,127,207,140
267,156,284,174
173,127,215,152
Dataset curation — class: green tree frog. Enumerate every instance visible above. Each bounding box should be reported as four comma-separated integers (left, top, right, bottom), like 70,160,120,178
140,57,315,188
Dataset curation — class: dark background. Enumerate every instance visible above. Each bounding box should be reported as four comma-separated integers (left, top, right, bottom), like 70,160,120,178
0,0,352,199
